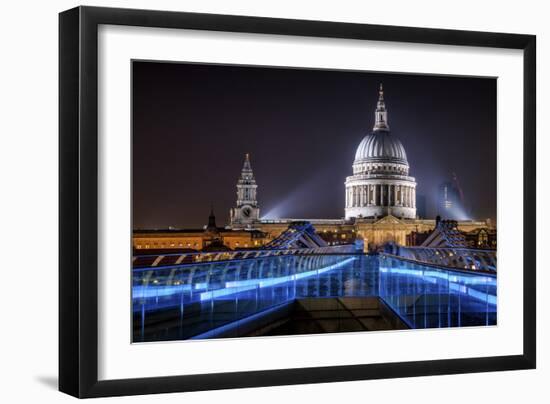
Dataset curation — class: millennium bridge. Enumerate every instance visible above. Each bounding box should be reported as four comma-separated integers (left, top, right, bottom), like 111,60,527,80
133,222,496,342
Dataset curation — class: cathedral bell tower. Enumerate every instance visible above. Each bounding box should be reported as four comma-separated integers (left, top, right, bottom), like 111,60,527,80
230,153,260,228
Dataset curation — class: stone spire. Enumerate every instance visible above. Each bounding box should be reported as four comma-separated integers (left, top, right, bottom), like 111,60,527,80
373,83,389,131
242,152,252,172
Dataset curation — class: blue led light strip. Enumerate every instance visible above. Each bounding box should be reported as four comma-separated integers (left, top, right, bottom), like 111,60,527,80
199,257,357,301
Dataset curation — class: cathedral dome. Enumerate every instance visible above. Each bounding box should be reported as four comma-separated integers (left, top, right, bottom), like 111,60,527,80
345,84,417,221
354,130,408,166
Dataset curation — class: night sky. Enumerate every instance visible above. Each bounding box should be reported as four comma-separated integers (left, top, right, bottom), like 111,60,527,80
132,61,496,229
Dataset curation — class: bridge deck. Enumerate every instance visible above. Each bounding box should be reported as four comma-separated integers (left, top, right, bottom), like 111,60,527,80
133,253,496,342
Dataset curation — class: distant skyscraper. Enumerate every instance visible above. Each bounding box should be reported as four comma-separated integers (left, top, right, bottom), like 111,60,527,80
230,154,260,228
437,173,467,220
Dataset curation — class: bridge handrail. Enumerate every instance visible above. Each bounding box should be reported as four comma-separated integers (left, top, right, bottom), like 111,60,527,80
392,246,497,273
404,246,497,253
133,245,355,259
133,244,357,270
380,253,497,277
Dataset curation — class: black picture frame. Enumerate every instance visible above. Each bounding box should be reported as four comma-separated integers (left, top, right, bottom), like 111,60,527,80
59,5,536,398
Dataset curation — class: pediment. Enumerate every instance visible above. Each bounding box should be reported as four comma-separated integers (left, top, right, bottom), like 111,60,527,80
373,215,404,225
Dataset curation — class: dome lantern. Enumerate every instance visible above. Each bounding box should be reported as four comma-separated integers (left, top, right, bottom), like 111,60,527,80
373,83,389,131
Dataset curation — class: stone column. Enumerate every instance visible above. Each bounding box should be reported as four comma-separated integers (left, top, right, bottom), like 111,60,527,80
345,187,348,208
398,185,402,206
396,185,400,206
367,185,370,206
370,185,374,206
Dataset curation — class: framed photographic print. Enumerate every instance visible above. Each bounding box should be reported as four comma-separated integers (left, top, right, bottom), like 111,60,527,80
59,6,536,398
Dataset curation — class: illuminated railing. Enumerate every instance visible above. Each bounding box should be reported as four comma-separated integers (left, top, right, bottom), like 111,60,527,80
379,255,496,328
132,244,357,269
132,253,497,342
393,247,497,273
133,253,362,340
349,173,415,181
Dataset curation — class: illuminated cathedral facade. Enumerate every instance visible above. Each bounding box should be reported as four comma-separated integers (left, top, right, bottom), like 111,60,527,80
345,84,417,220
133,85,492,253
225,85,490,248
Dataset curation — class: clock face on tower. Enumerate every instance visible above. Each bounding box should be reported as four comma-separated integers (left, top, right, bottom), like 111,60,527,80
242,206,252,218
